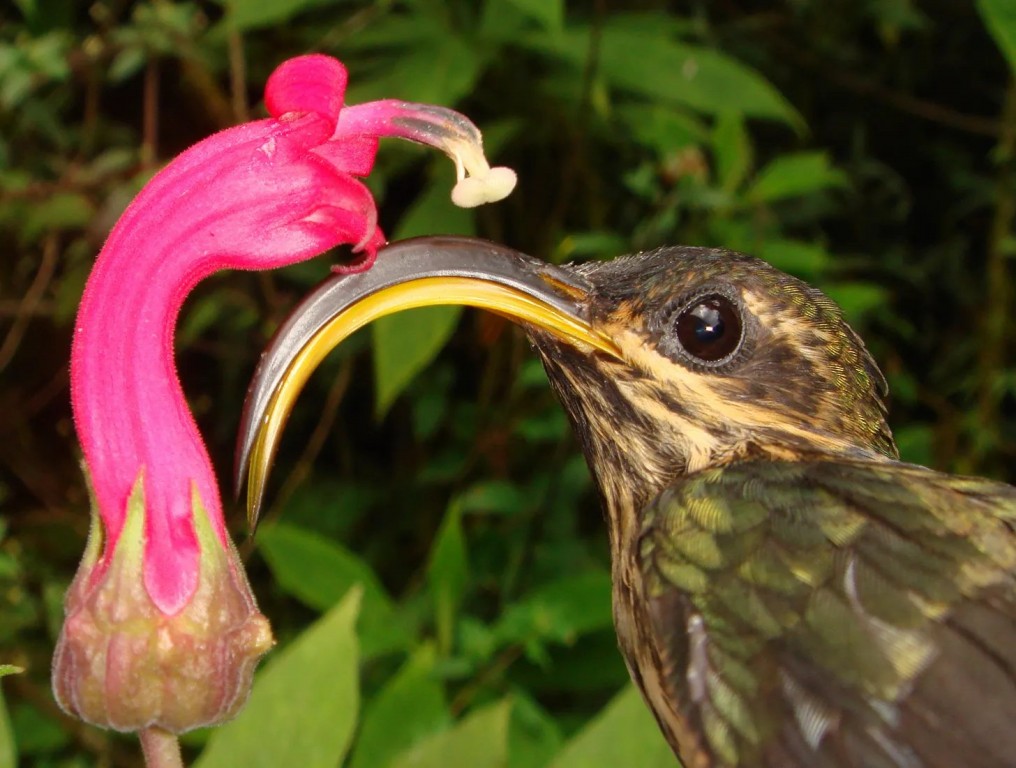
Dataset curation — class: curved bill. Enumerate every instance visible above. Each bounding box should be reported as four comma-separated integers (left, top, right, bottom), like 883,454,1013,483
236,235,621,527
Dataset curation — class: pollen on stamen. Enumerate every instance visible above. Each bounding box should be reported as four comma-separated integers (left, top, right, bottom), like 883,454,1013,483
451,166,517,208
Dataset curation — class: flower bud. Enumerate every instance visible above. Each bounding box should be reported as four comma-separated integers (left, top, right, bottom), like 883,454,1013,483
53,476,273,732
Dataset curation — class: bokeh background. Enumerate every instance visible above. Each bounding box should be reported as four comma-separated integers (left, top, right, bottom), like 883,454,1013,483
2,1,1015,765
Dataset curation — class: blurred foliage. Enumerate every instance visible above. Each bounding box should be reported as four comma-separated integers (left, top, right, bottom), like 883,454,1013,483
1,0,1015,765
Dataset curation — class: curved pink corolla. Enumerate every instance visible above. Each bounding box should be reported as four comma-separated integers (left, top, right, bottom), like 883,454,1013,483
58,54,513,732
71,56,373,615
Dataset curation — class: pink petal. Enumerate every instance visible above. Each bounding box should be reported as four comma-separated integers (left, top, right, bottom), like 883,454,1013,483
265,54,347,123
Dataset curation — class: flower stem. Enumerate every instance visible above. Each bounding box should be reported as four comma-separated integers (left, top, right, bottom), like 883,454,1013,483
139,727,185,768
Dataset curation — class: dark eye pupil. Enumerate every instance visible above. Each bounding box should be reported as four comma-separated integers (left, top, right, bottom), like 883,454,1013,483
675,296,742,361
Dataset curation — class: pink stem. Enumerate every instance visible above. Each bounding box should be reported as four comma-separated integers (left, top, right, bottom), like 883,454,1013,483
139,727,185,768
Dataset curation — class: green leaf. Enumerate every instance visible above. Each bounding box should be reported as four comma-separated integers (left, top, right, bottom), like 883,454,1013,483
456,481,529,516
505,0,563,30
427,501,469,655
508,693,563,768
712,112,752,193
389,699,512,768
257,523,410,658
21,192,94,243
345,31,483,106
0,669,20,679
195,589,361,768
107,47,145,82
747,151,847,203
553,231,631,262
547,686,673,768
371,174,473,416
531,16,800,125
617,104,707,154
824,282,890,324
349,645,450,768
978,0,1016,72
511,631,631,695
218,0,342,32
495,570,613,648
373,306,462,418
8,703,68,756
755,238,831,279
393,167,477,241
0,678,14,768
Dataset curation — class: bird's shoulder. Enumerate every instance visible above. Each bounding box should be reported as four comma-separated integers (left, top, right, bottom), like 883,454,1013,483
636,455,1016,768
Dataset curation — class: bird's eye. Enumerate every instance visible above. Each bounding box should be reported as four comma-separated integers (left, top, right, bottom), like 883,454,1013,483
674,295,742,362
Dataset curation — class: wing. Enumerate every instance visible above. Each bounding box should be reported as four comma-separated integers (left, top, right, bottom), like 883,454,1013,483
636,458,1016,768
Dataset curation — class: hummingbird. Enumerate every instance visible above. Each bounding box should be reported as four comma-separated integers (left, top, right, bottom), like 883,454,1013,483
235,236,1016,767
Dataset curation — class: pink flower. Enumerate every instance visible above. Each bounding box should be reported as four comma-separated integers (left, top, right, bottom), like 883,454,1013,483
53,54,513,733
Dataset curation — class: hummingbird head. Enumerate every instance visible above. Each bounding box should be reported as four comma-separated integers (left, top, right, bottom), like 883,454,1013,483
527,247,896,513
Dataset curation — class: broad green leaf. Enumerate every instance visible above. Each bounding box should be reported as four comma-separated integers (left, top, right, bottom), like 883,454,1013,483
257,523,409,658
712,112,752,193
456,481,528,516
283,479,378,539
371,176,473,416
495,570,613,648
617,104,708,154
0,669,20,679
554,231,630,262
391,168,476,251
511,631,631,694
530,17,800,125
824,282,890,325
0,677,14,768
8,702,69,755
373,306,462,418
479,0,529,40
747,151,847,202
427,502,469,655
756,238,831,279
548,686,673,768
506,0,563,30
978,0,1016,72
21,192,93,243
345,28,483,106
390,699,512,768
107,47,144,82
196,589,361,768
349,645,450,768
508,693,563,768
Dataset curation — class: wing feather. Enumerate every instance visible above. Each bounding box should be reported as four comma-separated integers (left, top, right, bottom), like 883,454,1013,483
637,458,1016,767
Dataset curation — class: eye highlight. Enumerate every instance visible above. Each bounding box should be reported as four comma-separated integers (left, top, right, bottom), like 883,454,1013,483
674,294,743,362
